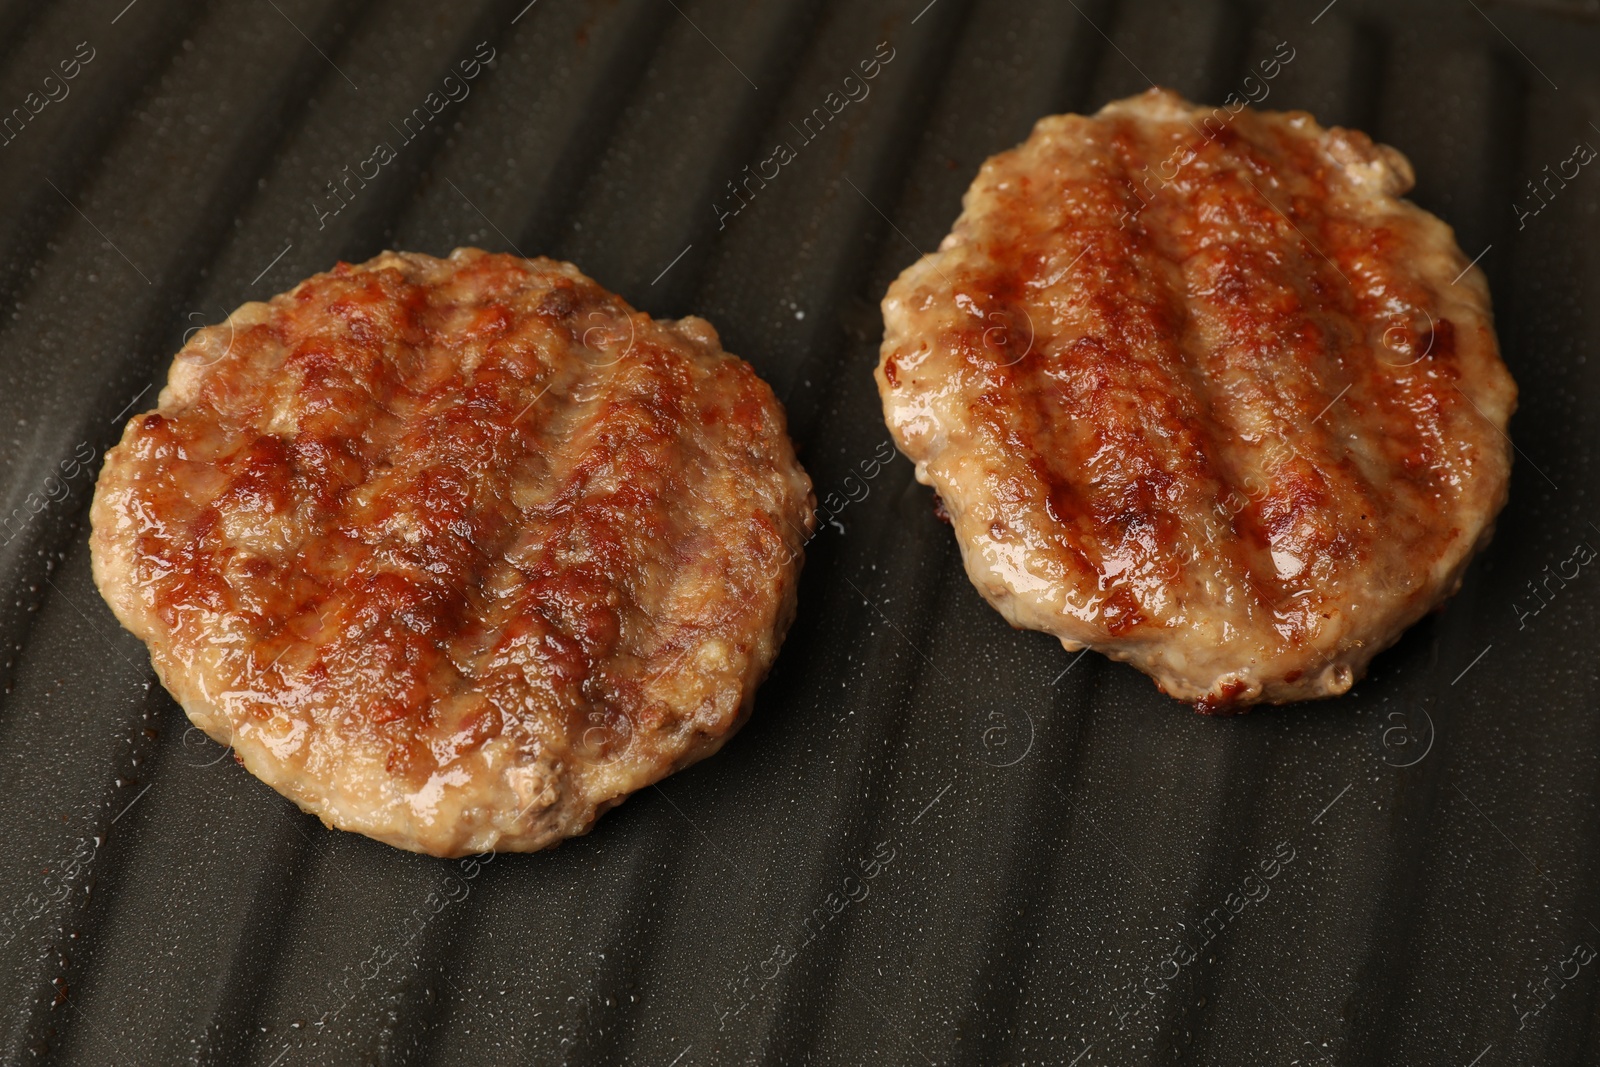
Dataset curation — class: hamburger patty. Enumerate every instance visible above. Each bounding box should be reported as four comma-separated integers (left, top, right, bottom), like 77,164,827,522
875,89,1516,710
91,249,814,855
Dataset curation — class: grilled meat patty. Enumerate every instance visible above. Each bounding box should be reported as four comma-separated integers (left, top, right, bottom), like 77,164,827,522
875,89,1515,710
92,249,814,855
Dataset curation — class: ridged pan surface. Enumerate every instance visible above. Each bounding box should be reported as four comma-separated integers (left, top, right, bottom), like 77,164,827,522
0,1,1596,1064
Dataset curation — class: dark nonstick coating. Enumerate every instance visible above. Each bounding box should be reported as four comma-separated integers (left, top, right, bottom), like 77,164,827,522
0,0,1596,1063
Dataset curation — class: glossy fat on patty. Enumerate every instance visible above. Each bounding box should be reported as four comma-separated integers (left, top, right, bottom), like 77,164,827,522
875,89,1515,710
91,249,814,855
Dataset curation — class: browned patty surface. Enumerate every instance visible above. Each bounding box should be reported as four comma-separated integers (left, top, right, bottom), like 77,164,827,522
92,249,813,855
876,89,1516,709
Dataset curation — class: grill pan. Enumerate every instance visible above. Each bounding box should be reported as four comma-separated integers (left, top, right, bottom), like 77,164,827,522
1,0,1598,1063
